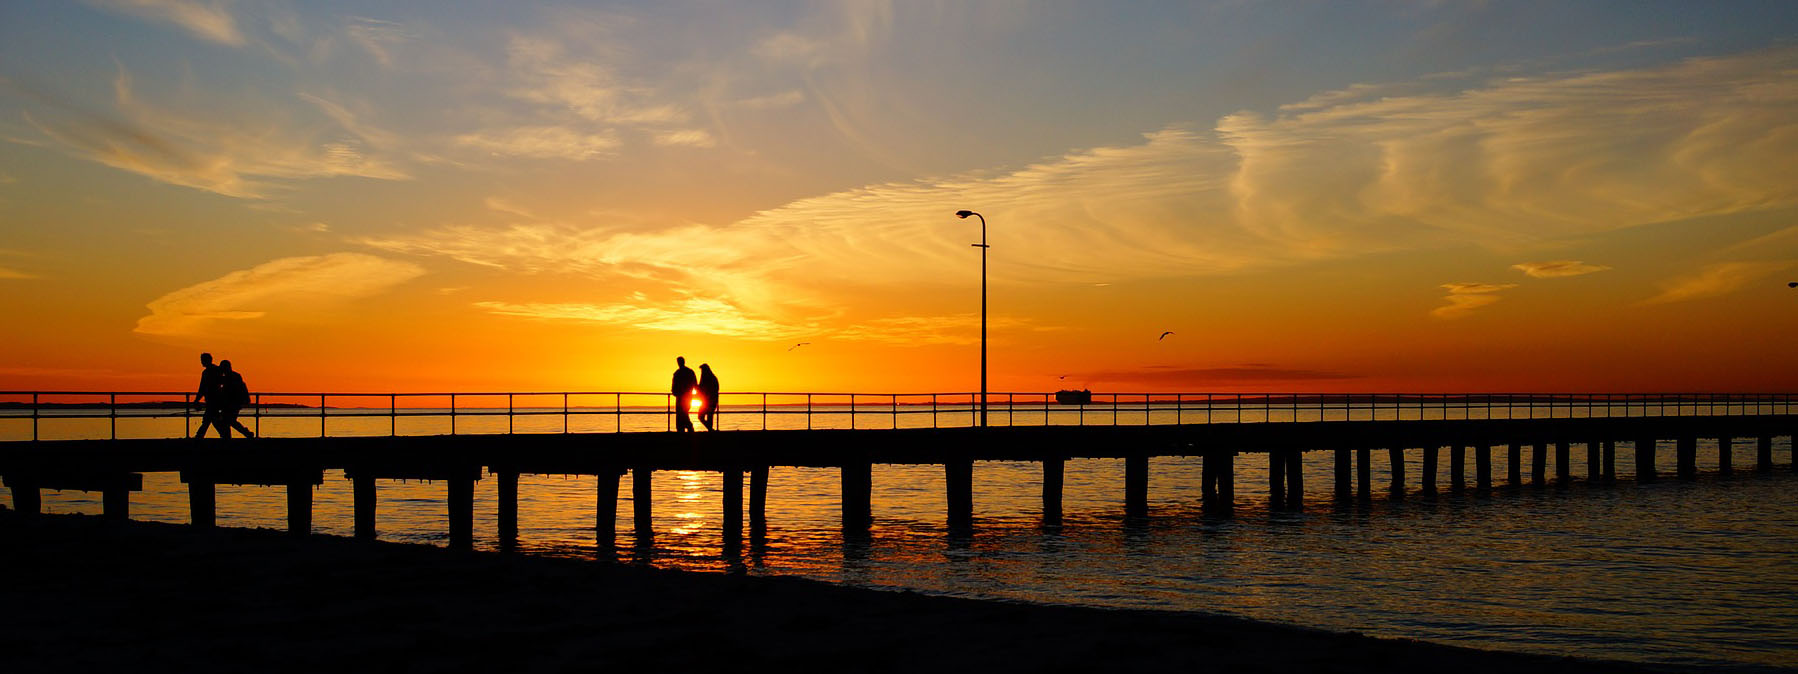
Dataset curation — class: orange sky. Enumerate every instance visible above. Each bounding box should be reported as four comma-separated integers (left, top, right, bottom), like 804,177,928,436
3,3,1797,395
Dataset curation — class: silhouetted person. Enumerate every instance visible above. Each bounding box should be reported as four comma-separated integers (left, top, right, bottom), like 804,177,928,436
671,356,697,433
217,359,253,439
192,352,224,439
698,363,720,431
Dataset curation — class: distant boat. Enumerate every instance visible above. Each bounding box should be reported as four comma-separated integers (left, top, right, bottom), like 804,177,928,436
1054,389,1093,405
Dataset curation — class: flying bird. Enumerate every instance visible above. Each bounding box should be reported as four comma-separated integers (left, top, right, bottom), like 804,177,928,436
1158,331,1175,341
788,342,812,351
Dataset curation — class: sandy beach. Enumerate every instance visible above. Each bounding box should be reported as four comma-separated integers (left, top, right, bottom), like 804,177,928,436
0,510,1661,673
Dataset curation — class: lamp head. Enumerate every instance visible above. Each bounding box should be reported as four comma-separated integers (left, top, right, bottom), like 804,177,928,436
955,210,975,219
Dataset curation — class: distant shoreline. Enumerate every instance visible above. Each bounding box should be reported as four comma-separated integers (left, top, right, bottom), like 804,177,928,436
0,510,1652,673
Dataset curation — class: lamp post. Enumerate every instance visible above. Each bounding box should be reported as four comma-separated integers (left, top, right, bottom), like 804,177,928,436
955,209,988,427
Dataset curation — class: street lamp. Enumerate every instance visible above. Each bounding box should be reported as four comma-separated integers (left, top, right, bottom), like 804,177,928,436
955,209,988,428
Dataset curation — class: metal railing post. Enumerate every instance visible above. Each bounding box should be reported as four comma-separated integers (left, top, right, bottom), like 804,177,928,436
850,394,856,430
109,393,117,440
508,394,514,435
450,393,457,435
254,393,261,437
762,393,768,431
563,393,569,434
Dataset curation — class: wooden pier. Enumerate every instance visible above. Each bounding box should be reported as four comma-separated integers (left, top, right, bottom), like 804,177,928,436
3,413,1793,551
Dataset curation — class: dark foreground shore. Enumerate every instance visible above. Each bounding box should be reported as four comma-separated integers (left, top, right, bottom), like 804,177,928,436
1,511,1658,673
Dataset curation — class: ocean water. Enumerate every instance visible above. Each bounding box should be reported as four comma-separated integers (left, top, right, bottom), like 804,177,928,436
6,431,1795,670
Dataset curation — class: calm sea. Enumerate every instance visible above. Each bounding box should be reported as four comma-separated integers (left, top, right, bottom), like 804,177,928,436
4,408,1795,670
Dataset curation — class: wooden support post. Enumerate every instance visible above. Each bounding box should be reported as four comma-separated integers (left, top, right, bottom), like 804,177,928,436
448,476,473,550
1221,451,1236,503
597,469,619,545
188,478,215,528
1676,437,1697,480
1422,446,1438,493
1387,448,1404,498
1476,445,1492,491
286,481,312,536
633,468,654,542
1269,451,1286,506
1757,435,1773,471
1790,434,1797,472
1531,442,1547,486
1285,450,1303,509
353,474,376,540
842,460,873,532
1586,441,1601,481
1042,457,1064,524
945,458,973,532
497,471,518,549
1507,443,1521,488
1333,448,1351,500
1451,445,1466,493
103,486,128,522
1356,447,1371,501
1200,451,1217,502
1637,438,1657,482
1126,455,1149,518
1717,437,1732,475
722,467,743,544
1555,441,1570,483
1602,440,1617,482
8,476,40,517
750,466,769,537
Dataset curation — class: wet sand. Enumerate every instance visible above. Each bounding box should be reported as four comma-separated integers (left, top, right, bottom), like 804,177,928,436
0,511,1656,673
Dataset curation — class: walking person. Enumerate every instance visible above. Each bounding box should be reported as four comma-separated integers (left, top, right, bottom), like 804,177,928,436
671,356,697,433
217,359,254,439
191,352,224,439
697,363,720,431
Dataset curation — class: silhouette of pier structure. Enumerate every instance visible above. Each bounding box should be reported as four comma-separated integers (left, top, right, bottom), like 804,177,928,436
2,392,1793,551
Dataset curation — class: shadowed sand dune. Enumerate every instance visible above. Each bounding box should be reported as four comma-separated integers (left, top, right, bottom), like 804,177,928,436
0,511,1657,673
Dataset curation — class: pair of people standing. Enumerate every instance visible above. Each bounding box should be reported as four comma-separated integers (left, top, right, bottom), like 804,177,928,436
193,352,253,439
670,356,720,432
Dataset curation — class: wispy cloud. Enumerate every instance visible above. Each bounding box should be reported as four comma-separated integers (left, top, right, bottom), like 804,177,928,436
12,68,409,198
651,129,716,148
454,126,620,161
89,0,245,47
505,35,686,126
483,197,536,219
474,299,806,339
833,314,1054,346
1089,364,1360,385
1512,260,1612,278
1643,261,1792,305
734,90,805,110
1432,282,1516,319
0,266,38,280
345,17,410,68
135,253,425,337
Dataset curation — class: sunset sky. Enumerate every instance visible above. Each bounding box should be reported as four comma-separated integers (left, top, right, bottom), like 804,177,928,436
2,1,1796,394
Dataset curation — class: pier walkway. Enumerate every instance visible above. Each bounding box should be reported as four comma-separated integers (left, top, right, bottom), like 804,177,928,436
2,392,1793,550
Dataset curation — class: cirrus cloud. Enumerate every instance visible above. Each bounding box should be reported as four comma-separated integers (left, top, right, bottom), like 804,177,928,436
1512,260,1612,278
135,253,425,337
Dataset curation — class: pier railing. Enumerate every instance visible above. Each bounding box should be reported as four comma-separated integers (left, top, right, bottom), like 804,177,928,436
0,392,1793,442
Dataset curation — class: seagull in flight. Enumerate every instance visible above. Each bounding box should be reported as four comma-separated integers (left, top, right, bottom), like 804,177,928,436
788,342,812,351
1158,331,1175,341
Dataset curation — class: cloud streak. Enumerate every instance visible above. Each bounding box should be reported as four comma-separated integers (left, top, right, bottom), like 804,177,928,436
135,253,424,337
89,0,245,47
1643,261,1791,305
1433,282,1516,319
1512,260,1612,278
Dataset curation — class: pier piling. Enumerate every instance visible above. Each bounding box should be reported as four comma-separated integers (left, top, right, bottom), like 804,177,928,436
497,470,518,548
1127,455,1150,517
1637,438,1657,482
103,486,128,522
1586,441,1600,482
946,458,973,532
1507,444,1521,488
723,467,743,544
1758,435,1773,471
1555,441,1570,483
7,476,40,516
353,474,376,539
750,466,769,537
633,468,654,542
286,481,311,536
1356,447,1371,501
1677,437,1697,480
1422,446,1438,493
1476,445,1492,491
1603,440,1617,482
1718,437,1732,474
598,469,620,545
1387,448,1404,498
186,477,215,528
1285,450,1303,509
1044,456,1065,524
1451,445,1466,492
1333,448,1350,500
1269,451,1286,506
1532,442,1547,486
448,476,473,550
844,460,873,532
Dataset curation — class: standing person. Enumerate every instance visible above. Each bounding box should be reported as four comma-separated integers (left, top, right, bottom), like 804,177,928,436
217,360,254,439
670,356,697,433
192,352,224,439
697,363,720,431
